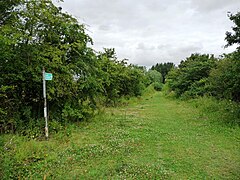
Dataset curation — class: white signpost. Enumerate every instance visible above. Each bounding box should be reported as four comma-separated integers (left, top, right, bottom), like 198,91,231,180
42,68,53,139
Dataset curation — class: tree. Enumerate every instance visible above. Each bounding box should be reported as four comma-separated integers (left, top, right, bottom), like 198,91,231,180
97,48,146,104
0,0,99,132
0,0,22,26
225,12,240,50
167,54,217,97
146,70,163,91
209,11,240,102
146,70,163,84
151,62,174,83
207,52,240,101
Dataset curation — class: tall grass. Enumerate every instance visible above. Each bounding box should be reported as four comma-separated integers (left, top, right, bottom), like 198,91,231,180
188,96,240,126
162,83,240,126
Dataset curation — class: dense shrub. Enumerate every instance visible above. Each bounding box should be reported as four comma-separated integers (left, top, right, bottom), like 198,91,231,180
145,70,164,91
189,96,240,126
167,54,217,97
146,70,163,85
97,49,146,105
207,52,240,102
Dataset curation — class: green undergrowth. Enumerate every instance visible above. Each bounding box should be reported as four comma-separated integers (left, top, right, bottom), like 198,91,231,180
1,91,240,179
188,96,240,126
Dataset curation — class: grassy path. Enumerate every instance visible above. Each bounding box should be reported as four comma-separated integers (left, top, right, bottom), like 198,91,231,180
1,92,240,179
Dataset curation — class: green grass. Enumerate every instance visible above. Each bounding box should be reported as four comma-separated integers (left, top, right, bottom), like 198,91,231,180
1,92,240,179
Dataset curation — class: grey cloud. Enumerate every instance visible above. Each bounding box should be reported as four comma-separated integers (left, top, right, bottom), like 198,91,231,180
98,24,111,31
178,43,203,53
190,0,240,12
137,43,155,50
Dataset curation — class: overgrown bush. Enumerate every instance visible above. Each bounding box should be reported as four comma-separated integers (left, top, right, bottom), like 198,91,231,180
167,53,217,97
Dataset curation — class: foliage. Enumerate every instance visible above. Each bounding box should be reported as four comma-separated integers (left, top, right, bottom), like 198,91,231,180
217,11,240,102
98,48,146,105
207,52,240,102
189,96,240,126
151,62,174,83
152,82,163,91
225,12,240,50
146,70,163,84
0,0,98,132
145,70,163,91
167,54,217,97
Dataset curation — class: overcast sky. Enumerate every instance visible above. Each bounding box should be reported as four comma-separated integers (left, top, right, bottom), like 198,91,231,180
55,0,240,67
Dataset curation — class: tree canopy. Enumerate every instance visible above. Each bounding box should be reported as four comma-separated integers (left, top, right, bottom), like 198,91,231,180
167,54,217,97
225,12,240,50
150,62,174,83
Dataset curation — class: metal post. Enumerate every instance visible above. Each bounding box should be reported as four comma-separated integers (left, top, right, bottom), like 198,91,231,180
42,68,49,139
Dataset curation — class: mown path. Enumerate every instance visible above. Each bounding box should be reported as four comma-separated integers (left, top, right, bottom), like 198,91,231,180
1,92,240,179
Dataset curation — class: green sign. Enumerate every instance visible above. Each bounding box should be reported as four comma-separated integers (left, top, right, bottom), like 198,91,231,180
45,73,53,80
